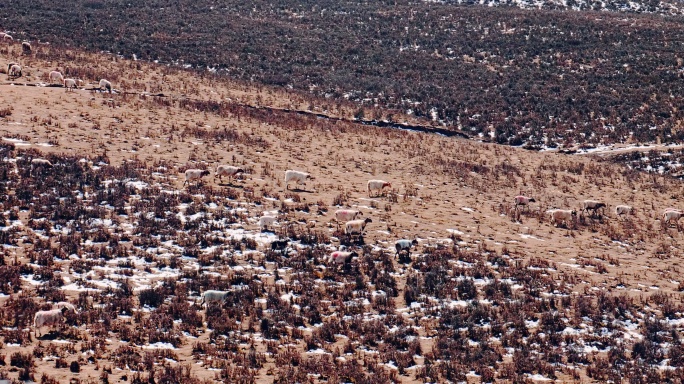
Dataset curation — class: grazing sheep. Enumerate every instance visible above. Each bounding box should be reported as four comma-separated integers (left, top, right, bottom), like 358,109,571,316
345,217,373,236
395,239,419,257
329,251,358,270
582,200,607,216
514,195,536,211
615,205,633,217
34,308,67,336
201,290,230,306
215,165,245,183
8,64,21,78
547,209,577,228
54,301,76,312
21,41,31,54
367,179,391,197
334,209,362,225
662,209,683,229
49,70,64,84
183,169,210,186
31,158,53,167
31,158,53,175
99,79,112,93
63,78,78,91
284,170,313,190
0,32,5,39
259,215,277,231
3,34,13,42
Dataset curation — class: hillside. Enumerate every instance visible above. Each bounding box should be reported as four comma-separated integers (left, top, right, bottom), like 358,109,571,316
2,1,684,150
1,44,684,382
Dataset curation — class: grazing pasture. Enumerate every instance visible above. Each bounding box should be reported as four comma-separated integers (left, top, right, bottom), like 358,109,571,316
0,45,684,383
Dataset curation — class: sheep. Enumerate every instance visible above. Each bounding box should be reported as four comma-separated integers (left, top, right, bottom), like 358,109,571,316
99,79,112,93
183,169,210,186
285,170,313,190
201,290,230,306
8,64,21,78
34,308,67,336
21,41,31,54
215,165,244,183
367,179,392,197
334,209,362,226
3,34,13,42
31,158,53,175
259,215,277,231
514,195,536,211
615,205,633,217
54,301,76,312
662,209,683,229
329,251,358,270
345,217,373,236
31,158,53,167
395,239,419,257
48,70,64,84
547,209,577,228
582,200,607,217
64,78,78,91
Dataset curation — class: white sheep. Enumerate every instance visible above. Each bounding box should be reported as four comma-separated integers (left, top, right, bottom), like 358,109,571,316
367,179,391,197
31,158,53,167
3,34,13,42
215,165,245,183
21,41,31,54
30,158,53,176
514,195,536,211
345,217,373,236
581,200,607,217
259,215,277,231
31,157,52,167
99,79,112,93
48,70,64,84
8,64,21,78
615,205,633,217
547,209,577,228
201,290,230,306
329,251,358,269
34,308,67,336
63,78,78,91
183,169,210,186
663,209,683,229
284,170,313,190
334,209,362,224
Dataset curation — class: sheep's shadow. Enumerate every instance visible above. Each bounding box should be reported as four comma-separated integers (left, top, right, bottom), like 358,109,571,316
218,182,243,189
287,187,314,193
35,331,62,341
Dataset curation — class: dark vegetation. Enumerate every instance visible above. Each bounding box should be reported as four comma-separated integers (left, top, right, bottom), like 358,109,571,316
2,1,684,149
610,148,684,179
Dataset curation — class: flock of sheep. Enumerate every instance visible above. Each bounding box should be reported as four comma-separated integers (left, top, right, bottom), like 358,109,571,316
515,193,684,230
5,60,113,93
186,165,682,263
2,32,114,90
